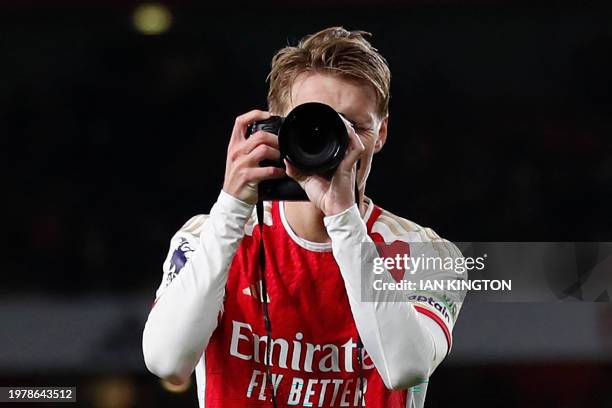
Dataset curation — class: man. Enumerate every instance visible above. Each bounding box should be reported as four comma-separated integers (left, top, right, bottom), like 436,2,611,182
143,27,465,407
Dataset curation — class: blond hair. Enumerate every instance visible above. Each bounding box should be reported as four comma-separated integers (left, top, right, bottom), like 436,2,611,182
267,27,391,117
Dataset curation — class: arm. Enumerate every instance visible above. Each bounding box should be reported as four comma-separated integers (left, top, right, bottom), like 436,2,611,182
142,190,253,384
285,113,463,389
324,205,461,390
142,109,285,384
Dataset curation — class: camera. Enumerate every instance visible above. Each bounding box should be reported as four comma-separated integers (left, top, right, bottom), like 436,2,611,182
246,102,349,201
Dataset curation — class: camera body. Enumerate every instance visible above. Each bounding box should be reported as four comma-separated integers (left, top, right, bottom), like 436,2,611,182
246,102,348,201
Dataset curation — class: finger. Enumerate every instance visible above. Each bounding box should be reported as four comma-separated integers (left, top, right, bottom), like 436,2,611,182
338,114,363,155
339,114,355,133
349,129,365,156
285,159,328,194
240,131,279,155
228,131,278,164
242,144,281,166
284,159,306,183
283,159,306,188
340,127,365,171
284,159,296,178
230,110,271,144
247,166,286,182
284,159,311,192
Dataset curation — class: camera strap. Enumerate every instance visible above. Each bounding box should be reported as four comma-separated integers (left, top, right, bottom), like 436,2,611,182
256,200,278,407
256,173,364,408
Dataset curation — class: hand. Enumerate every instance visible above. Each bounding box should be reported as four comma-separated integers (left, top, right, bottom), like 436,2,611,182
223,110,286,204
285,118,365,216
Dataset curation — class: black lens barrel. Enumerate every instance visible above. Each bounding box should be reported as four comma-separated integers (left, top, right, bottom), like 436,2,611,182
245,103,349,201
279,102,348,175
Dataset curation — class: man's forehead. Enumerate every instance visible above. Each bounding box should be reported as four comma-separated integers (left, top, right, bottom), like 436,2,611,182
289,72,377,122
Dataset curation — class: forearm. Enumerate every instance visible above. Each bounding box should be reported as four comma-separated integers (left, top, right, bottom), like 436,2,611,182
324,205,446,390
142,190,253,383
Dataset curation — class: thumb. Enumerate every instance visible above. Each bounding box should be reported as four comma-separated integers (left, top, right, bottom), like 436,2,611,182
284,159,306,185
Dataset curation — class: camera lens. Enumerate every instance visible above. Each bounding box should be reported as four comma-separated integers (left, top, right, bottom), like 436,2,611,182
279,102,348,175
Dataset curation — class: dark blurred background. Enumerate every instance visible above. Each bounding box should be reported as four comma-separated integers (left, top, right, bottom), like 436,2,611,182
1,1,612,407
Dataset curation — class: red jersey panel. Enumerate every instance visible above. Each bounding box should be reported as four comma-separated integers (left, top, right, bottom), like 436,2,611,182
203,201,408,407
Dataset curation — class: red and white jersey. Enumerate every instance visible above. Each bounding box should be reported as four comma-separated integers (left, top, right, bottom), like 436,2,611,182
153,197,464,408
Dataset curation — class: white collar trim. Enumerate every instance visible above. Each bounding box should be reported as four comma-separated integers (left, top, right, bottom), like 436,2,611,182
278,198,375,253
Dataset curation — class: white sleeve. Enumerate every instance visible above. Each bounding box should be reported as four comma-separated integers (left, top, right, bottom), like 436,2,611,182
142,190,254,384
324,204,464,390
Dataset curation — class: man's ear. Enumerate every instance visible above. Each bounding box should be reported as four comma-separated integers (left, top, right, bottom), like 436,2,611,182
374,116,389,153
